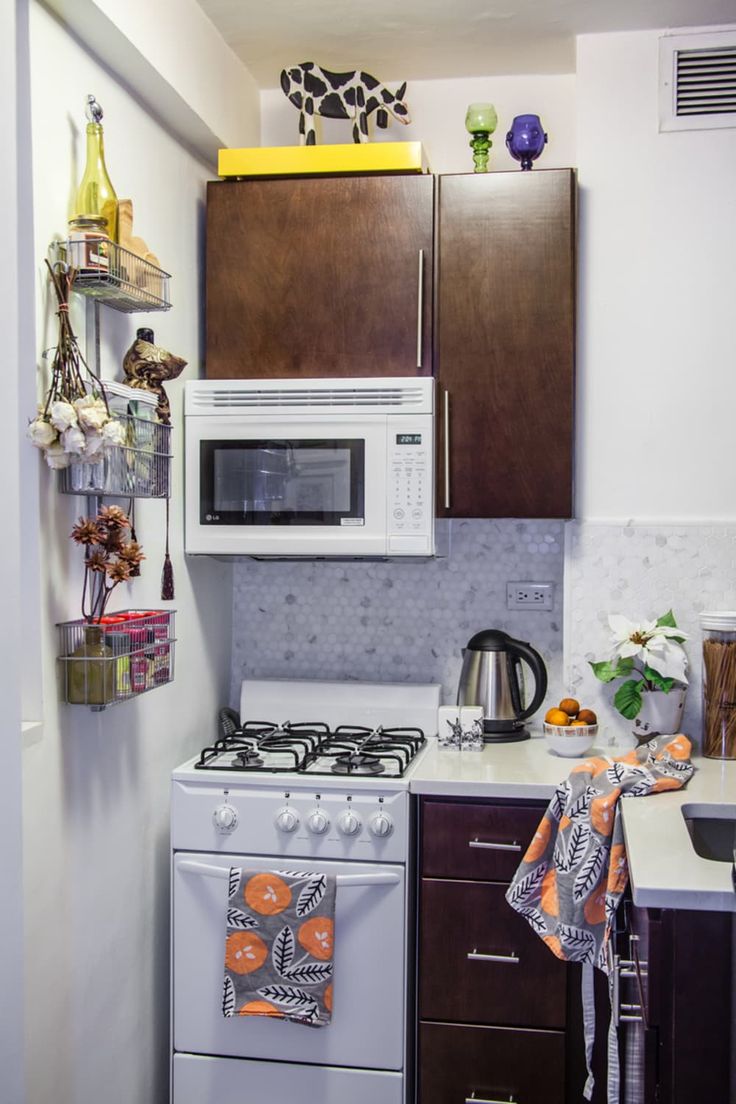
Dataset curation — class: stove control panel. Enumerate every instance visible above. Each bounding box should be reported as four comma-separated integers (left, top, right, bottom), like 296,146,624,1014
275,806,300,833
212,802,238,834
307,809,330,835
172,783,410,863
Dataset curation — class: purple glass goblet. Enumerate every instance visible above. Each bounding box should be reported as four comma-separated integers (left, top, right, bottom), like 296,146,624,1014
505,114,548,170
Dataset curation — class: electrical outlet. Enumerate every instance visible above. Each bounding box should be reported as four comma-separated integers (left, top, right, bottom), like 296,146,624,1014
506,582,555,611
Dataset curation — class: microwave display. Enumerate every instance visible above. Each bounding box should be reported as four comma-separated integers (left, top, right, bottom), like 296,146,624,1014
396,433,422,445
200,439,365,525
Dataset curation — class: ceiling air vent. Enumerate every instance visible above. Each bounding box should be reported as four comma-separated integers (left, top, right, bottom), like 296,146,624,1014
660,30,736,132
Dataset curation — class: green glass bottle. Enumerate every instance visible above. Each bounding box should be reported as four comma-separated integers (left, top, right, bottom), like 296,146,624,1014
73,94,118,242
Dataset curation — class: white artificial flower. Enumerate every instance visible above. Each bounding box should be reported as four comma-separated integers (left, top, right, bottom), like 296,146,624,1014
27,416,58,449
44,442,72,469
102,418,126,447
83,431,105,458
62,425,86,454
49,400,78,432
74,394,109,432
608,614,689,684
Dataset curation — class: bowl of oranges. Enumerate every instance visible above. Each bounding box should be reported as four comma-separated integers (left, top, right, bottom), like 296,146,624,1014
543,698,598,757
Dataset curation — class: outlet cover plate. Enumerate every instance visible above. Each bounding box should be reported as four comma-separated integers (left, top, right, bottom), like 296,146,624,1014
506,581,554,611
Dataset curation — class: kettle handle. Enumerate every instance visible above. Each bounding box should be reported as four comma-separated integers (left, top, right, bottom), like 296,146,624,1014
509,639,548,721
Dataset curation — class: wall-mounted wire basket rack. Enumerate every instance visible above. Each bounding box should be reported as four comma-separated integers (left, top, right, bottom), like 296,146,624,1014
58,414,171,498
58,238,171,313
57,609,176,710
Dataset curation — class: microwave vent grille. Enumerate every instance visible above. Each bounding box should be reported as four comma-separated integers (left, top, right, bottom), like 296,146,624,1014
188,384,429,411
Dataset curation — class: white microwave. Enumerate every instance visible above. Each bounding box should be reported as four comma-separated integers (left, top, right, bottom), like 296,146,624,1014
184,378,435,558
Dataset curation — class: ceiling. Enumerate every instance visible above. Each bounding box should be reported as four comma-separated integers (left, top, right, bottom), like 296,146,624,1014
197,0,734,88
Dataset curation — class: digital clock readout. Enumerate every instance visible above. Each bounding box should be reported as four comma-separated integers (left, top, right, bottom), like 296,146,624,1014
396,434,422,445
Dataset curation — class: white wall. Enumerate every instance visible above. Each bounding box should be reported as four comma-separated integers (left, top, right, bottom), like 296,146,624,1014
575,29,736,522
261,73,576,174
21,3,250,1100
1,0,29,1097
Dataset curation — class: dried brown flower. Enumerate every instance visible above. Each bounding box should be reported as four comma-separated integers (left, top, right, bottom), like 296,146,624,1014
86,550,108,573
71,518,102,545
117,542,146,566
106,560,133,584
98,504,129,528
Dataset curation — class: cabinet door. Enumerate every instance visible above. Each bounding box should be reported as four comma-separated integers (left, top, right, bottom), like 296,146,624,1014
437,169,575,518
206,175,434,379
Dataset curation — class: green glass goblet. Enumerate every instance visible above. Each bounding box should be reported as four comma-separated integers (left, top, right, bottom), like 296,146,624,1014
465,102,498,173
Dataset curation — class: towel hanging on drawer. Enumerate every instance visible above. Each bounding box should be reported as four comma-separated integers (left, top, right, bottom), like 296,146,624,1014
505,734,694,1103
223,869,336,1027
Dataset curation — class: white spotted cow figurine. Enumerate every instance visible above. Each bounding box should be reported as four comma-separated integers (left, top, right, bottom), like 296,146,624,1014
280,63,410,145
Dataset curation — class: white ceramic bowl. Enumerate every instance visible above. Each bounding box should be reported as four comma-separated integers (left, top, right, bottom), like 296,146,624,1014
543,722,598,758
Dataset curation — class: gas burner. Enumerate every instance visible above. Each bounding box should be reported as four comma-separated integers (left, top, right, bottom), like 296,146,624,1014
234,745,264,768
331,751,386,776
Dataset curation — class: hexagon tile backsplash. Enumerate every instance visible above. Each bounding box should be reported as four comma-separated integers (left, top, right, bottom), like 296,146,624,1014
231,519,564,708
564,522,736,749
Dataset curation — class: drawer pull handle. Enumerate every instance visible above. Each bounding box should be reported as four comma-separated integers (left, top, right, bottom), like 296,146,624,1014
467,948,520,965
465,1095,516,1103
469,838,522,852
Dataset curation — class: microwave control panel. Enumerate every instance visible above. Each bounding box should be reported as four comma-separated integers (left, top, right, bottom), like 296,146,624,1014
387,423,432,550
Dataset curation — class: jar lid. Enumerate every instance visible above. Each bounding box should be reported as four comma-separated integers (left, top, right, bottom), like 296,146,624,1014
700,611,736,631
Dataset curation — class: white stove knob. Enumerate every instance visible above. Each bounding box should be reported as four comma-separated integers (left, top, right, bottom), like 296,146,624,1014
307,809,330,835
369,812,394,838
275,807,300,833
337,810,362,837
213,803,238,833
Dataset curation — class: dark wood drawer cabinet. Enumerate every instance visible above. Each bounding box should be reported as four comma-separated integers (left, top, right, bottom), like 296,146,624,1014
205,174,434,379
419,879,566,1028
437,169,576,518
418,797,570,1104
422,800,541,882
419,1021,566,1104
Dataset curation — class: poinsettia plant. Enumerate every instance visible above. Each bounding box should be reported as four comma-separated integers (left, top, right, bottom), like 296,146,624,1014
589,610,689,720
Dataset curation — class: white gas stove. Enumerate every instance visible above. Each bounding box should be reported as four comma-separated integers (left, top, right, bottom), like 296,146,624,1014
170,678,440,1104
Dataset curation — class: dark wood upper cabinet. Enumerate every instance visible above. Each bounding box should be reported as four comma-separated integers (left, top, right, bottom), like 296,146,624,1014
205,174,434,379
437,169,576,518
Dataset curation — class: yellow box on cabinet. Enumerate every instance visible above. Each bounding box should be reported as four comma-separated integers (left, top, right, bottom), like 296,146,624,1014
218,141,428,178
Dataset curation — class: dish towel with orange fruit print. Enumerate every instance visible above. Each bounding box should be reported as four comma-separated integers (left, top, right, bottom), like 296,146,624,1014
505,734,694,1103
223,869,336,1027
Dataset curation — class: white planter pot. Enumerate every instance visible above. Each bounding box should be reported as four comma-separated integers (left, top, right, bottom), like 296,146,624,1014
632,688,686,741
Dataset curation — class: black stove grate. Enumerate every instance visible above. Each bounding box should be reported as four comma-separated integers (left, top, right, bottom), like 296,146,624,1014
196,718,426,777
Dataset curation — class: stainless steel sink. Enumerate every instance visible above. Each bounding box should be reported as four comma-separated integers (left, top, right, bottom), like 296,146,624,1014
682,804,736,863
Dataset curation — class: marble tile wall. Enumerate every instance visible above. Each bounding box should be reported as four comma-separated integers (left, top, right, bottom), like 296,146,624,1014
231,519,565,709
565,522,736,748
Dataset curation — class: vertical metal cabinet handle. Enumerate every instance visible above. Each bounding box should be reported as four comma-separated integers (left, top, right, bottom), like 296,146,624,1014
468,838,521,852
443,390,450,509
416,249,424,369
467,948,520,965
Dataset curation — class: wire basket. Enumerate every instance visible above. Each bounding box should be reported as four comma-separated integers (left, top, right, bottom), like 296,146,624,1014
60,238,171,313
58,414,171,498
57,609,176,709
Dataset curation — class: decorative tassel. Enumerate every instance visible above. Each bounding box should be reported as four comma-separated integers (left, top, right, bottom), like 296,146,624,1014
128,498,141,577
161,497,175,601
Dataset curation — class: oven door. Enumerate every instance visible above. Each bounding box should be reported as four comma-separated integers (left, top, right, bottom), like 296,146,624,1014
172,853,407,1070
184,416,388,556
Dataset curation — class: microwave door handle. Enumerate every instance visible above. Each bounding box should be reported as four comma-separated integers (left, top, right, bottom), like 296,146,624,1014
178,861,400,888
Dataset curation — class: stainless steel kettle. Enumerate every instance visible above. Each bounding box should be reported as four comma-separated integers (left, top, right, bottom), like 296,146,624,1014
457,629,548,741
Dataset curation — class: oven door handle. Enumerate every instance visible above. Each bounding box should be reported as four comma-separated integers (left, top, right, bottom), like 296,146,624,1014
178,860,400,888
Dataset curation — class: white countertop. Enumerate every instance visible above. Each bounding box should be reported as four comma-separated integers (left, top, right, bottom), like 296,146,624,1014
409,732,736,912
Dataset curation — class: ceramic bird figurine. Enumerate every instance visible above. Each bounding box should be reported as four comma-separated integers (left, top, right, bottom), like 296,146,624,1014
122,328,186,425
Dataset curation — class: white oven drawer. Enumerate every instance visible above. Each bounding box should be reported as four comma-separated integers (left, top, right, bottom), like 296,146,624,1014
172,853,406,1070
173,1053,404,1104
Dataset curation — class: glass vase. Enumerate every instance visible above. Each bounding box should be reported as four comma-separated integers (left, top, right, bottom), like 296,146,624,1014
67,625,114,705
